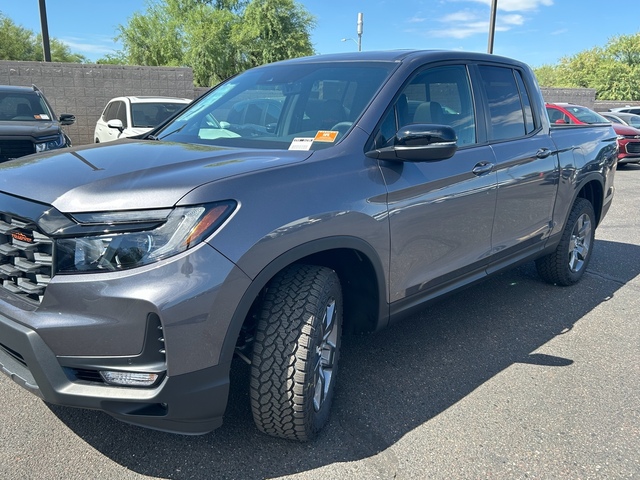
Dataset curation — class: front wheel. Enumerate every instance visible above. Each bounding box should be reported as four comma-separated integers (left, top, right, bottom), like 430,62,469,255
250,264,342,441
536,197,596,286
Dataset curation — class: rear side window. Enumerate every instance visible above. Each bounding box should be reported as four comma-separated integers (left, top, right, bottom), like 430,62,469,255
514,71,535,134
479,65,534,141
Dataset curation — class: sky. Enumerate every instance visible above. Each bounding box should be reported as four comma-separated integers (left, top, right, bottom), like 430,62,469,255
1,0,639,68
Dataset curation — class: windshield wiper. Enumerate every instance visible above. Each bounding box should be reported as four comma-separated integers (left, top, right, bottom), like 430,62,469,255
158,123,187,140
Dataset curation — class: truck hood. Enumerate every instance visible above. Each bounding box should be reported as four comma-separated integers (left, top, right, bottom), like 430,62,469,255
0,120,61,138
0,140,312,212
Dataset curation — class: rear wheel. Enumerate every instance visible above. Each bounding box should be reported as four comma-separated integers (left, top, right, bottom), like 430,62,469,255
536,197,595,286
250,264,342,441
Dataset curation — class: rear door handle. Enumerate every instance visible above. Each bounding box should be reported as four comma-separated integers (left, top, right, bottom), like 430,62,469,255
472,162,494,175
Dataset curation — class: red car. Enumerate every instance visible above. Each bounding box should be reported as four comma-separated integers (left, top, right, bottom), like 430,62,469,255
546,103,640,164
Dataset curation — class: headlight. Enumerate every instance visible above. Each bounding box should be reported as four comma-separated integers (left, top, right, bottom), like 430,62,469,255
35,133,66,152
55,202,236,274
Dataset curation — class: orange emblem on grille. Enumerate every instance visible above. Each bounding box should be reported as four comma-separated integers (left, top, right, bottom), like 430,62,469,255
12,231,34,243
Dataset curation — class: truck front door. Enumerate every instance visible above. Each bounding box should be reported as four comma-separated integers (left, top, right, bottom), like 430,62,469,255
375,64,498,305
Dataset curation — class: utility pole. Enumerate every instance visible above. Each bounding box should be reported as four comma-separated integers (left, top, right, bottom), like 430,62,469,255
38,0,52,62
487,0,497,54
357,12,363,52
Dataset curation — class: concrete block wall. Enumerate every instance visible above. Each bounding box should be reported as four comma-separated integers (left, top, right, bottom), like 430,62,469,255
0,61,195,145
541,87,597,109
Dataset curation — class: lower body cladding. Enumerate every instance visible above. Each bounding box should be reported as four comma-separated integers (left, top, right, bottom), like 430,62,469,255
0,242,251,434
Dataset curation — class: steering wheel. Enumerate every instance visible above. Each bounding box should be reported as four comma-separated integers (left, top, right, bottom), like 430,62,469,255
330,121,353,136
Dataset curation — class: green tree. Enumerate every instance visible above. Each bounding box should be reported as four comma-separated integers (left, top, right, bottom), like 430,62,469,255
38,35,88,63
0,13,87,63
116,1,185,66
534,33,640,101
236,0,314,68
96,53,127,65
533,64,566,88
116,0,315,86
0,13,38,60
182,5,241,85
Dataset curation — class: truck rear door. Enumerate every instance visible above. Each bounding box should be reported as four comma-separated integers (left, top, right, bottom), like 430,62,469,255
473,64,559,269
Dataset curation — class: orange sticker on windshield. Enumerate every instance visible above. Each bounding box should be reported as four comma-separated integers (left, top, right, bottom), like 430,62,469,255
314,130,339,142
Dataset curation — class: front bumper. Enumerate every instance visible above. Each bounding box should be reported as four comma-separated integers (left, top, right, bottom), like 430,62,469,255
0,240,252,434
618,140,640,163
0,312,230,433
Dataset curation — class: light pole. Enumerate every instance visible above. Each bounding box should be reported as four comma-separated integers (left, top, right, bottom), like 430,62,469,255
342,13,363,51
356,12,363,52
487,0,497,54
341,38,359,49
38,0,52,62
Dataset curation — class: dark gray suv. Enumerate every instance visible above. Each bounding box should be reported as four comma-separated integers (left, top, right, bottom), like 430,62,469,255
0,51,617,441
0,85,75,162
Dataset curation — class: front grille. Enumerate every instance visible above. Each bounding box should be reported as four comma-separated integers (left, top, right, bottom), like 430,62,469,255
0,140,35,162
625,141,640,154
0,213,52,304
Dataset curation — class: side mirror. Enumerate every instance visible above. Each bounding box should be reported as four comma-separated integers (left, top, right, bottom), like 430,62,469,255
107,119,125,133
366,124,457,161
59,113,75,126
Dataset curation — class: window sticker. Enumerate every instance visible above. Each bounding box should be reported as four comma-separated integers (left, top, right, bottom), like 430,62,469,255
314,130,339,143
34,114,50,120
289,137,314,151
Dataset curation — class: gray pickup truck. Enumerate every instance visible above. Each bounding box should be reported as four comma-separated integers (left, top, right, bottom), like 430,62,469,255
0,51,617,441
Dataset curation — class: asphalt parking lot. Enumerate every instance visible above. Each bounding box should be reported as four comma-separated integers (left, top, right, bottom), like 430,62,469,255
1,165,638,480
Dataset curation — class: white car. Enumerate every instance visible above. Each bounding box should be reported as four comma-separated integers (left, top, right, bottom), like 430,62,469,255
94,96,191,143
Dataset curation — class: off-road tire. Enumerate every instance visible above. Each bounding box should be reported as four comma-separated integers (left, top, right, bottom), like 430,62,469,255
250,264,342,441
536,197,595,286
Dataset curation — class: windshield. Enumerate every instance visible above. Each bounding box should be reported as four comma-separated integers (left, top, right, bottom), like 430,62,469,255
155,61,396,150
0,92,53,122
622,115,640,128
566,105,609,124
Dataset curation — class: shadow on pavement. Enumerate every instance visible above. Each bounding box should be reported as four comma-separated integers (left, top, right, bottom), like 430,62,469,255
48,238,640,480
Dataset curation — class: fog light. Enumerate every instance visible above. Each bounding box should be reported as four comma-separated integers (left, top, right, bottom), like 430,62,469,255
100,371,161,387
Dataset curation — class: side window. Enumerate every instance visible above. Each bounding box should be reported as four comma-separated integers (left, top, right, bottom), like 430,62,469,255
103,102,118,121
478,65,528,141
546,107,572,124
265,103,280,125
374,65,477,148
115,101,128,128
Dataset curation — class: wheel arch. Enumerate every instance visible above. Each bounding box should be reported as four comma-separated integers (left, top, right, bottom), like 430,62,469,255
219,236,388,366
575,175,605,226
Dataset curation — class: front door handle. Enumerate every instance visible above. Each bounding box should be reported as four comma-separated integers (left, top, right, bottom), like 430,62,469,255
536,148,553,159
472,162,494,175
